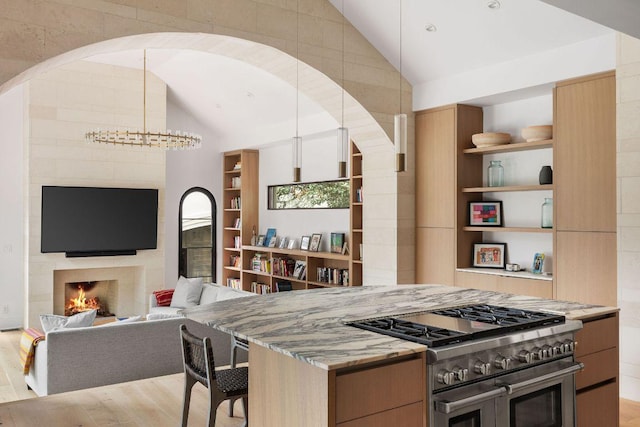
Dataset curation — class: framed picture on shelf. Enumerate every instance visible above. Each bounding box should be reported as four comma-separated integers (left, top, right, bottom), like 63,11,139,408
330,233,345,254
268,236,277,248
300,236,311,251
287,238,297,250
532,253,545,274
278,237,288,249
264,228,276,247
469,201,503,226
472,243,506,269
309,233,322,252
256,235,265,246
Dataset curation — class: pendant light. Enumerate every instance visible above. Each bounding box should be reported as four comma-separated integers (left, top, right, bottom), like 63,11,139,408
85,49,201,150
337,0,349,179
395,1,407,172
292,0,302,183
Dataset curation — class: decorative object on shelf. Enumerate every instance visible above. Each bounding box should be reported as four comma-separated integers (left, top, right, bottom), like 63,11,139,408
300,236,311,251
469,201,503,226
268,236,277,248
293,260,307,279
342,241,349,255
541,198,553,228
250,226,257,246
275,280,293,292
505,263,520,272
309,233,322,252
85,50,201,150
472,243,506,269
359,243,363,260
264,228,276,247
522,125,552,142
278,237,288,249
394,0,407,173
256,235,265,246
539,165,553,185
471,132,511,148
532,252,545,274
287,239,297,250
330,233,345,254
487,160,504,187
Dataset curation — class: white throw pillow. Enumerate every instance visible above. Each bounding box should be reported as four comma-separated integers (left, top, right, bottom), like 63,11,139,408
170,276,204,308
199,284,220,305
98,315,143,327
40,309,97,333
216,287,247,302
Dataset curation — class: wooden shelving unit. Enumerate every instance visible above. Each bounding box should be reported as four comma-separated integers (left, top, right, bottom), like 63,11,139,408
221,149,259,291
463,139,553,154
350,141,364,286
463,226,553,233
462,184,553,193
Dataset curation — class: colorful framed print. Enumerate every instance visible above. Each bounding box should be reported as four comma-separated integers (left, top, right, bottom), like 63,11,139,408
532,252,545,274
472,243,506,269
469,201,503,227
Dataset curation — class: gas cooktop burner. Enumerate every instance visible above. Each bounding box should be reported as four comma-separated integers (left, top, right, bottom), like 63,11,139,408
348,304,565,348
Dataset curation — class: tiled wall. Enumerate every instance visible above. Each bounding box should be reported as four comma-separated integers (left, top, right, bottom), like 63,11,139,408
25,61,166,327
616,33,640,401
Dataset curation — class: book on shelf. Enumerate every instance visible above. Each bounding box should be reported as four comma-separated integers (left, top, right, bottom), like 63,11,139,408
355,187,363,203
293,260,307,280
231,176,241,188
316,267,349,286
233,217,241,229
229,254,241,268
272,257,296,277
226,278,241,290
252,253,271,273
234,235,241,249
251,281,272,294
275,280,293,292
230,196,241,209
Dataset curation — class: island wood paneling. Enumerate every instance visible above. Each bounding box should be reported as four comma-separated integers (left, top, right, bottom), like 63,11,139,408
337,402,423,427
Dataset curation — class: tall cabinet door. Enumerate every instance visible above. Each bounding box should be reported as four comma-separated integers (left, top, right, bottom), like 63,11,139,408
554,71,616,306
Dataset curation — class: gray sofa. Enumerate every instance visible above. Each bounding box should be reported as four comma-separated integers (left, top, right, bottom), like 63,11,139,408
26,283,253,396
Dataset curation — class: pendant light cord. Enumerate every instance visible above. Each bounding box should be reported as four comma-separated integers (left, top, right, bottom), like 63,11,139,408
399,1,402,116
341,0,345,128
143,49,147,133
296,0,299,139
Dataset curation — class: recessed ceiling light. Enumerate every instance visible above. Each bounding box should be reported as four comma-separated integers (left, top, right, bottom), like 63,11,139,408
487,0,501,10
425,23,437,32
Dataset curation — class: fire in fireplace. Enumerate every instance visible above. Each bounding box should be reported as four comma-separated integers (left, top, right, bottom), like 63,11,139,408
65,282,113,317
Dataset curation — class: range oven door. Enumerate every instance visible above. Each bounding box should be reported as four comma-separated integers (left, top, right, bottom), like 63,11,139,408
432,359,583,427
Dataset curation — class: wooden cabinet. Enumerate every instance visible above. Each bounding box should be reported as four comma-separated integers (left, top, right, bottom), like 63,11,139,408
350,142,363,286
221,150,258,290
415,104,482,285
574,312,619,427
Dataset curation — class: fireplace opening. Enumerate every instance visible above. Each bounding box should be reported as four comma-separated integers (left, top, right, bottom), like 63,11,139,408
65,281,114,317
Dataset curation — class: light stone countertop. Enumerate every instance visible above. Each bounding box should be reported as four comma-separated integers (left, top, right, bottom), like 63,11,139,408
181,284,618,371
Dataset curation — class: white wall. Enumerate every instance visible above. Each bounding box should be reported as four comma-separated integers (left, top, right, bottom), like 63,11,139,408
259,136,349,253
0,86,24,330
165,98,223,287
482,95,554,271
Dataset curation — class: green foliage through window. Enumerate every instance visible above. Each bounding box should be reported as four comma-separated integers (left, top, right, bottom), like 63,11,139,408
268,180,350,209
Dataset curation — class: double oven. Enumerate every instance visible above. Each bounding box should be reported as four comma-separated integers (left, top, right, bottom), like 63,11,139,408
349,304,583,427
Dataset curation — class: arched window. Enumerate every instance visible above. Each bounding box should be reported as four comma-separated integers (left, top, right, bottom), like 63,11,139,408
179,187,216,282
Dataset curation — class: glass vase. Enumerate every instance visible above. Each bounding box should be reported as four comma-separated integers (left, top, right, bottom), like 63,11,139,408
488,160,504,187
541,198,553,228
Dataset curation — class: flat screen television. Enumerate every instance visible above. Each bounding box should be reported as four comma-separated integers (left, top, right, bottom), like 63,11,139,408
41,186,158,257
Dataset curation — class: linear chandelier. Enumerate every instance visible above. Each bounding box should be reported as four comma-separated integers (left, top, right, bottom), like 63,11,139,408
85,50,202,150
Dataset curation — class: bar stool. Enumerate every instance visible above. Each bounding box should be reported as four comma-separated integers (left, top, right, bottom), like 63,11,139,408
179,324,248,427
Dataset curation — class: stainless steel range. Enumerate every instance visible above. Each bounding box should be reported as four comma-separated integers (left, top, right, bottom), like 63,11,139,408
348,304,583,427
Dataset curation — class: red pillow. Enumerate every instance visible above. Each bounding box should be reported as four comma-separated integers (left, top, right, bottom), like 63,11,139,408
153,289,174,307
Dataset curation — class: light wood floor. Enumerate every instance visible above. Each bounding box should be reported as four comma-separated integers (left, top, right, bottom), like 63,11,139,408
1,329,639,426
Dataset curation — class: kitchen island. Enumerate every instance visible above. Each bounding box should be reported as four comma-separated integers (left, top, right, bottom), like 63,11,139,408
182,285,618,427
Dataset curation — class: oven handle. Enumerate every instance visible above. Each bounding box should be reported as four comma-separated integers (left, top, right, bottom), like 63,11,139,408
435,387,507,414
500,362,584,395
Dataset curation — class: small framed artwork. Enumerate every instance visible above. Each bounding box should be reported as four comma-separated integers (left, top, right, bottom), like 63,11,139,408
330,232,345,254
287,238,297,250
300,236,311,251
469,201,503,227
309,233,322,252
256,235,265,246
268,236,277,248
472,243,506,269
532,253,545,274
278,237,288,249
264,228,276,247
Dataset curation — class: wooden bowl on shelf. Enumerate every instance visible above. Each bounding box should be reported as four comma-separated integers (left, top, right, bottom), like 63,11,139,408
521,125,552,142
471,132,511,147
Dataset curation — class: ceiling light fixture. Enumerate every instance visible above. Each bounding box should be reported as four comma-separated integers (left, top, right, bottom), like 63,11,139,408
337,0,349,179
425,23,437,32
487,0,501,10
394,1,407,173
85,49,201,150
292,0,302,183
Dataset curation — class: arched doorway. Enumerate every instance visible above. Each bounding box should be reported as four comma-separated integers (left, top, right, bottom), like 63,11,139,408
179,187,216,282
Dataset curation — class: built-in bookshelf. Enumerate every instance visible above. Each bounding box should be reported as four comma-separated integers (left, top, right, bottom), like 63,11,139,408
350,141,364,286
240,245,350,293
221,150,259,290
